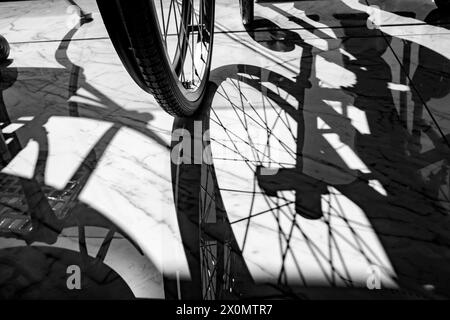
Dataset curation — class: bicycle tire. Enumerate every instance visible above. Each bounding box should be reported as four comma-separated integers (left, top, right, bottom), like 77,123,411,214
97,0,215,116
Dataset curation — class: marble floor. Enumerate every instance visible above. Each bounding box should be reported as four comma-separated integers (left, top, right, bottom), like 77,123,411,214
0,0,449,299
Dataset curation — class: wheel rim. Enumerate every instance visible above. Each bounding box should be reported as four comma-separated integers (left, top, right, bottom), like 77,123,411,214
152,0,214,95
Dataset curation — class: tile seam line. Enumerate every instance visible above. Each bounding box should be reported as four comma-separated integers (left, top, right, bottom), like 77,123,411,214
8,36,110,45
8,28,450,46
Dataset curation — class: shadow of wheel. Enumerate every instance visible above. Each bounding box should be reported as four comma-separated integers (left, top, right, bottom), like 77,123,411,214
0,246,135,299
167,63,440,300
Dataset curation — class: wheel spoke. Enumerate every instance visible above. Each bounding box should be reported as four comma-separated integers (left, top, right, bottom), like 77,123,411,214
154,0,212,91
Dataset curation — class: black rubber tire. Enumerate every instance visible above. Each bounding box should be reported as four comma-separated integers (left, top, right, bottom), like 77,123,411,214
98,0,215,117
240,0,255,27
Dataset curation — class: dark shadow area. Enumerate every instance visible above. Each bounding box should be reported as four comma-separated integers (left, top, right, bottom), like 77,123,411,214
0,15,164,299
0,246,134,299
410,8,450,153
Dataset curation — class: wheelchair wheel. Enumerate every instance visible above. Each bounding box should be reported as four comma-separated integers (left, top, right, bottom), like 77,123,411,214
97,0,215,116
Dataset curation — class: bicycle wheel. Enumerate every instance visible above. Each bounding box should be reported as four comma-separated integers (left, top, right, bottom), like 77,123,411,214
239,0,254,27
97,0,215,116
